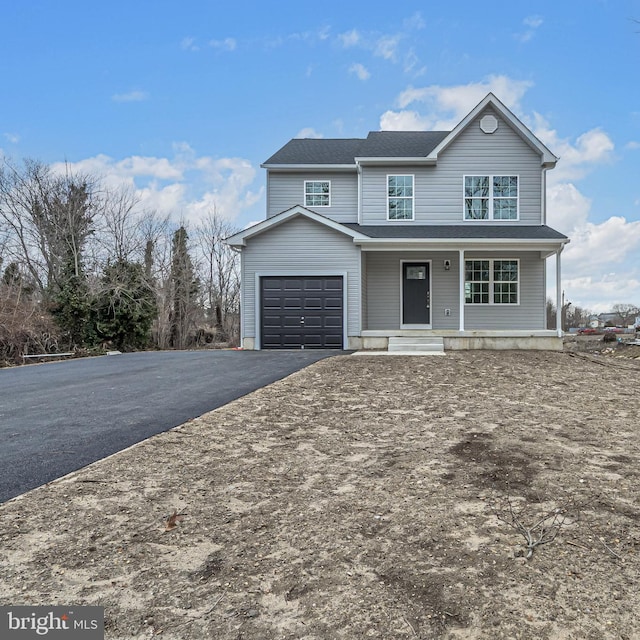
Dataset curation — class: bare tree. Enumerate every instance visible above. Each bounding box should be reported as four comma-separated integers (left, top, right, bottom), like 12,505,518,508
97,184,144,263
195,208,240,340
0,158,98,295
611,303,640,327
138,211,173,348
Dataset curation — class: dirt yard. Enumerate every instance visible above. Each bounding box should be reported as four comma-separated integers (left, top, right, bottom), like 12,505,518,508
1,348,639,639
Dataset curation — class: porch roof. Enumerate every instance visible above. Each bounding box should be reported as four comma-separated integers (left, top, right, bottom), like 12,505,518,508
342,223,568,241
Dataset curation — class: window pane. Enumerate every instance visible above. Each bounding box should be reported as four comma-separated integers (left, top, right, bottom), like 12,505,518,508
494,199,517,219
465,176,489,197
493,176,517,197
465,198,488,219
494,260,518,281
389,198,413,219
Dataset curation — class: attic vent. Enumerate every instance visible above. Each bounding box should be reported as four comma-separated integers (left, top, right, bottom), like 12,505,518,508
480,115,498,134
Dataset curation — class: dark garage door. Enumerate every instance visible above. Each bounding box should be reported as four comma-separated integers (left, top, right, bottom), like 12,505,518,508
261,276,344,349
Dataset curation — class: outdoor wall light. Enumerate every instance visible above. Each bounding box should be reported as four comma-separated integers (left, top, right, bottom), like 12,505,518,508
444,259,451,270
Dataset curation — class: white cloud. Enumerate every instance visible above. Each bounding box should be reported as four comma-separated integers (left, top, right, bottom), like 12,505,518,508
547,183,591,233
375,35,402,61
403,12,426,30
210,37,236,51
625,141,640,150
403,49,426,76
337,29,361,48
295,128,323,139
50,145,262,225
523,15,543,29
3,133,20,144
385,75,533,130
548,189,640,310
349,63,370,81
533,114,614,181
379,109,433,131
516,15,544,42
180,36,199,51
112,90,149,103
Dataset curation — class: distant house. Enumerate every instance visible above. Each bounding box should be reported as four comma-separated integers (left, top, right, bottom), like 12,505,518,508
598,312,623,327
227,94,569,351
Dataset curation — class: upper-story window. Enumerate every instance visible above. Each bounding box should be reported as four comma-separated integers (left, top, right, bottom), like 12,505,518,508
388,175,414,220
464,175,518,220
304,181,331,207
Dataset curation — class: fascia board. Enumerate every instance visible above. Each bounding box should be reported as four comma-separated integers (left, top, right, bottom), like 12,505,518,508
226,206,369,247
354,237,569,251
355,157,437,166
260,163,356,171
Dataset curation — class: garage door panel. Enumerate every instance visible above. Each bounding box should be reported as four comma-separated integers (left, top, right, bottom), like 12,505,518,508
303,298,322,310
324,297,342,310
263,297,284,310
260,276,343,349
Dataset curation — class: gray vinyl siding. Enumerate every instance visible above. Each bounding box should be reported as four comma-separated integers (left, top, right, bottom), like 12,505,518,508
361,107,543,225
267,171,358,222
365,252,460,330
464,252,545,329
241,216,361,340
364,250,545,330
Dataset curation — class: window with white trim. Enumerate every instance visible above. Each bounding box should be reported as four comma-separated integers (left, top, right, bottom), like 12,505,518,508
464,175,518,220
465,259,519,304
388,175,414,220
304,181,330,207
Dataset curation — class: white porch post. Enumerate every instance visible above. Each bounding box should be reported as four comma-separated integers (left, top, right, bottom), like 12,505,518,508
459,249,465,332
556,248,563,337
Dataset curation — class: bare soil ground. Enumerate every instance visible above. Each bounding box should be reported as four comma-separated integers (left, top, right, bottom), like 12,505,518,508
1,348,639,639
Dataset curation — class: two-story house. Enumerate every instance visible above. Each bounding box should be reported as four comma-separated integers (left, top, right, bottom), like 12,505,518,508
227,93,569,351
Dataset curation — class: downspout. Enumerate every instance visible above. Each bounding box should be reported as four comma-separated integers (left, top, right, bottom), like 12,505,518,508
356,162,362,224
541,167,547,226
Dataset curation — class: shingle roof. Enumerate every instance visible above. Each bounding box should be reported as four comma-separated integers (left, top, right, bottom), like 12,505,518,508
262,131,451,165
341,224,568,241
263,139,364,165
359,131,449,157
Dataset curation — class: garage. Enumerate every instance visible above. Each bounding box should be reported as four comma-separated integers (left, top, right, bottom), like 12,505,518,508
261,276,344,349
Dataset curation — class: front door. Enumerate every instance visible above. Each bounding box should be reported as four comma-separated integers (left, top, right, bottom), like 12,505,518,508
402,262,430,326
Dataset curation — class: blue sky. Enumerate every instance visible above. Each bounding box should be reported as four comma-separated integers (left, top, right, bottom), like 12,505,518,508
1,0,639,313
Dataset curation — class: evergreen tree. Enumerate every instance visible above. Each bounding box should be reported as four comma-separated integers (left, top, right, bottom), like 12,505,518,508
169,226,198,349
93,259,156,351
49,257,94,347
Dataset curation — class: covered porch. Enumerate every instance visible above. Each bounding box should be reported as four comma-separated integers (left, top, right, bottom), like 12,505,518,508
353,237,567,351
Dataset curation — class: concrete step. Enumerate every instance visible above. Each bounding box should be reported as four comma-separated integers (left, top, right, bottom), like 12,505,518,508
388,336,445,353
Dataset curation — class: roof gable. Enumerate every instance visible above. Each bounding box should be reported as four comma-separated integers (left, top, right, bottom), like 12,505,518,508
225,205,369,247
426,93,558,167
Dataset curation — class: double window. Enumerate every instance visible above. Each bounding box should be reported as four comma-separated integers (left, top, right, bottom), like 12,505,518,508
388,175,414,220
465,259,519,304
304,181,330,207
464,175,518,220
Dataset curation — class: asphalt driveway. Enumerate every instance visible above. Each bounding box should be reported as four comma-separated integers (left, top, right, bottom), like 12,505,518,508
0,349,342,503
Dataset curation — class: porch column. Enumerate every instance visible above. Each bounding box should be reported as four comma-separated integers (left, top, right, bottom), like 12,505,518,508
459,249,465,332
556,248,563,337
